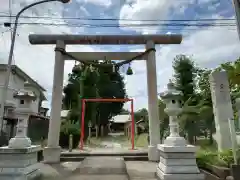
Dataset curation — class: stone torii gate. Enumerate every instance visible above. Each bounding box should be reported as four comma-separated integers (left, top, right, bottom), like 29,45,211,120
28,34,182,163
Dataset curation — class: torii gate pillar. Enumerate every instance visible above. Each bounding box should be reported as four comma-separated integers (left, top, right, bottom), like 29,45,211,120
28,34,182,163
146,40,160,161
43,40,65,163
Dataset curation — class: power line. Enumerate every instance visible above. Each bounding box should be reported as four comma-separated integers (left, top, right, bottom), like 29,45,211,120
0,27,235,33
0,14,236,22
0,22,236,27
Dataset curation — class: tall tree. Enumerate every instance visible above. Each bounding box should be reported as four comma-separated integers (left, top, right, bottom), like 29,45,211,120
173,55,197,104
62,63,127,136
196,68,215,144
172,55,198,144
96,65,127,133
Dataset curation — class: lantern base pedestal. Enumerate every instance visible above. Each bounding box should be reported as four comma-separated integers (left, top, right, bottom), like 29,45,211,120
156,144,204,180
164,136,187,146
0,145,42,180
8,136,32,149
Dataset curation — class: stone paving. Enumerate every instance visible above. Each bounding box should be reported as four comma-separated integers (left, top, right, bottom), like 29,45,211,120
126,161,157,180
39,157,158,180
73,157,127,175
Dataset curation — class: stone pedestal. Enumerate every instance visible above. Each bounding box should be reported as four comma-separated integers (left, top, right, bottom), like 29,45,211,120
156,144,204,180
0,145,42,180
43,146,61,164
157,81,204,180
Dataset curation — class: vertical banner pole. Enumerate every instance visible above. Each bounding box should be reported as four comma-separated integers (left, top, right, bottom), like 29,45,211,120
80,99,85,150
228,118,238,164
131,99,135,150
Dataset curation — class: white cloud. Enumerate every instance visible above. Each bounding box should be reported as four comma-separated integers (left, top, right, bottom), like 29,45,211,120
85,0,112,7
1,0,240,114
124,27,240,110
76,0,112,7
119,0,192,34
0,0,98,110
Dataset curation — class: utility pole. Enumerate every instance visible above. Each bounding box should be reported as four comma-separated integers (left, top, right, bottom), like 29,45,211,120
232,0,240,40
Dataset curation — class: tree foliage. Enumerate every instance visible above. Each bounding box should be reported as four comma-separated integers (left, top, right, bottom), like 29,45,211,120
172,55,199,144
168,55,240,145
134,108,148,122
158,99,169,142
62,63,127,134
215,58,240,97
173,55,197,104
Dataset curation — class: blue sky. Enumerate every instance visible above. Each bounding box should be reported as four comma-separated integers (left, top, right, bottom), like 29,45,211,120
0,0,240,112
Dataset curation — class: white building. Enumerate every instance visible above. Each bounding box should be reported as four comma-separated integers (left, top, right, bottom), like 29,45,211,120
0,64,49,142
0,64,47,116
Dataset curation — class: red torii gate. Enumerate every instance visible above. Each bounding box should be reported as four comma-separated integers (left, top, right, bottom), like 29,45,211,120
80,98,135,150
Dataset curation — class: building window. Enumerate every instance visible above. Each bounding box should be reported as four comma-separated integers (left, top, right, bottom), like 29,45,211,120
20,100,24,105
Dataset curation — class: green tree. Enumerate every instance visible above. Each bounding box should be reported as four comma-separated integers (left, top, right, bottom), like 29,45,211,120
172,55,198,144
196,68,215,144
134,108,149,132
158,99,169,142
215,58,240,93
173,55,197,104
62,63,127,137
96,66,127,134
134,108,148,122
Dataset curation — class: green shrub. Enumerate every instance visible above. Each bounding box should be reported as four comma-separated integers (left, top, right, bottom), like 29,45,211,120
196,149,218,168
59,120,80,149
196,148,240,168
60,120,80,135
217,149,234,167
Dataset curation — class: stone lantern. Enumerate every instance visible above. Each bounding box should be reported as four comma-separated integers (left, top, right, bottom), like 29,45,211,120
0,86,42,180
8,87,36,148
156,80,204,180
159,80,186,146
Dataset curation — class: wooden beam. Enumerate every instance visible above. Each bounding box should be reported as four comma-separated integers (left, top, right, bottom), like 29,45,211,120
83,98,133,102
64,52,146,60
29,34,182,45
